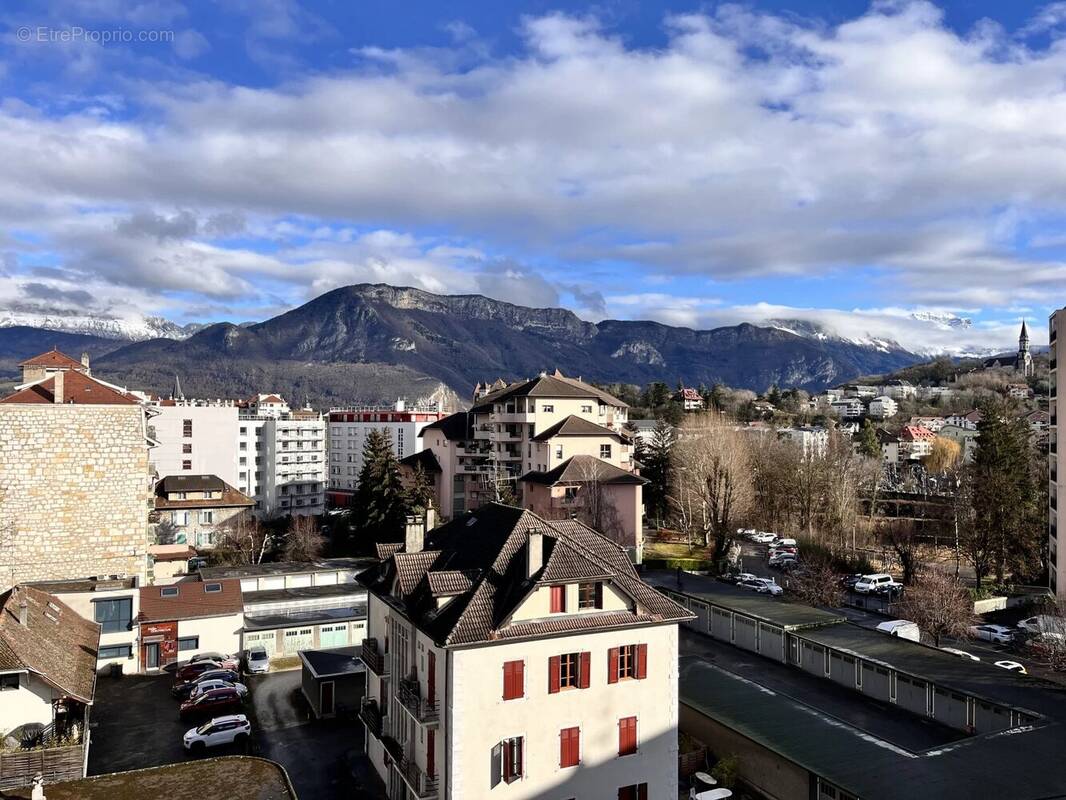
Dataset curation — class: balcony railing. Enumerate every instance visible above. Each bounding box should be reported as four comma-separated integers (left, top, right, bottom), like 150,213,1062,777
397,755,439,798
359,697,382,739
398,677,439,723
361,638,388,677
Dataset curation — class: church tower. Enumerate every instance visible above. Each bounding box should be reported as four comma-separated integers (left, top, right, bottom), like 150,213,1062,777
1018,320,1034,378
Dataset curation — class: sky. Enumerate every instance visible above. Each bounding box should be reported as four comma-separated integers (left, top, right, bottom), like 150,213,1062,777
1,0,1064,353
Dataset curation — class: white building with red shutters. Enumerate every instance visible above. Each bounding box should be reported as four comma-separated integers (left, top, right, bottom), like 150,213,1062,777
357,503,692,800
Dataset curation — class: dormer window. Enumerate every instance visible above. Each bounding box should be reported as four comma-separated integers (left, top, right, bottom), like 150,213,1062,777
578,582,603,610
549,585,566,613
160,587,179,598
204,583,222,593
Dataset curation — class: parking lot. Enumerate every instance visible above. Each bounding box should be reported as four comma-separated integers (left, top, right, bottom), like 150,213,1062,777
88,669,377,798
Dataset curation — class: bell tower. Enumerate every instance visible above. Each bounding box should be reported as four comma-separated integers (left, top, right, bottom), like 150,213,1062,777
1018,320,1034,378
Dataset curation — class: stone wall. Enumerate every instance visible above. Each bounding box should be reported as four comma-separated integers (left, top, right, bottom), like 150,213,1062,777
0,404,151,588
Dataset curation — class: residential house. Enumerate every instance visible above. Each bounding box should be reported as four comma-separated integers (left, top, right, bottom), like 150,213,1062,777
674,388,704,411
1027,409,1050,439
916,386,955,402
1006,383,1033,400
829,398,863,419
908,415,946,432
867,396,898,420
876,429,900,465
0,586,99,790
899,425,937,460
943,410,983,431
0,349,153,588
751,400,776,417
327,401,448,506
880,380,917,400
152,474,254,549
778,426,829,458
841,384,879,399
939,424,979,464
358,504,693,800
137,579,244,671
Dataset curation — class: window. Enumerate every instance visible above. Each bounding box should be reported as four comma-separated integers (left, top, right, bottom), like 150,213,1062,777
178,636,199,652
600,444,612,459
542,404,554,413
200,510,215,525
503,660,524,701
204,583,222,593
491,736,524,787
183,419,193,437
608,644,648,683
549,652,589,693
618,784,648,800
618,716,638,756
560,726,580,768
554,445,563,460
93,597,132,634
0,674,20,691
182,443,192,454
550,585,567,613
98,645,133,659
581,404,592,413
173,511,189,527
182,460,192,470
160,587,179,598
578,582,603,610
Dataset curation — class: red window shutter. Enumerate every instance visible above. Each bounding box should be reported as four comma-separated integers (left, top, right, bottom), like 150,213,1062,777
636,643,648,679
514,660,524,698
516,736,524,777
549,655,561,694
503,740,514,783
503,660,524,700
595,582,604,608
560,726,580,768
428,650,436,705
578,651,591,689
608,647,620,684
427,729,436,778
550,585,566,613
503,661,512,700
619,716,637,756
637,783,648,800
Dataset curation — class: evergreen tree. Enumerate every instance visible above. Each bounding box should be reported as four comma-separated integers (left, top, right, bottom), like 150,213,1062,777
642,419,675,524
404,464,435,515
858,419,880,458
351,429,407,550
767,385,782,407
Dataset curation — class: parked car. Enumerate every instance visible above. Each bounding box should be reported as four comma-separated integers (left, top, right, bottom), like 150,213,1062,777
190,679,248,700
940,647,981,661
172,668,241,696
179,687,244,721
873,583,904,601
770,537,798,549
1017,615,1066,637
993,660,1027,674
769,546,798,557
840,574,863,590
970,624,1015,644
854,574,900,594
245,646,270,675
174,660,223,683
182,714,251,753
876,620,920,642
738,577,783,596
189,651,241,671
750,532,777,544
769,555,798,570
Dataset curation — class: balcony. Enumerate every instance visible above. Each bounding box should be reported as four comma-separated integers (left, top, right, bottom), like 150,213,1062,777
398,677,439,724
396,755,439,799
359,698,382,740
362,638,388,677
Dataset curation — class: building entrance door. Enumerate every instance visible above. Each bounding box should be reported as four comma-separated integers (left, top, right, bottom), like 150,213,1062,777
145,643,160,670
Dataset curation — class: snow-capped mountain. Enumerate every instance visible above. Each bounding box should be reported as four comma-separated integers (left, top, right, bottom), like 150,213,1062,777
907,310,973,330
0,311,206,342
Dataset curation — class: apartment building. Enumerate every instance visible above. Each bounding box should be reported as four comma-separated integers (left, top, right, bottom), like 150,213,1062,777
867,395,898,420
147,399,240,485
1050,307,1064,597
0,350,153,588
327,401,448,506
238,401,326,517
358,504,692,800
899,425,936,460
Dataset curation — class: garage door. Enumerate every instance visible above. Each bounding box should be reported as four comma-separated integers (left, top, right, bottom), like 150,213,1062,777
691,601,710,633
319,623,349,648
710,608,732,641
244,631,277,657
896,675,929,716
829,653,855,688
934,688,969,731
759,624,784,661
282,627,315,654
734,617,758,652
861,665,891,702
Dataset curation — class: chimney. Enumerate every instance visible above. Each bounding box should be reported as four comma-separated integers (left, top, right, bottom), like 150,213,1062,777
18,597,29,626
80,352,90,371
527,529,544,579
52,370,64,404
425,506,436,533
405,515,424,554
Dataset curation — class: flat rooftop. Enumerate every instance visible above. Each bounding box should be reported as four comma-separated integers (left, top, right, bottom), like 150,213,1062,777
300,645,364,678
200,557,376,580
243,583,367,605
243,604,367,631
642,569,845,630
27,576,137,593
3,757,295,799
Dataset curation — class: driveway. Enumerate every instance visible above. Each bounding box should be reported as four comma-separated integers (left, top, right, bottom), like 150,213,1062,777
89,670,376,798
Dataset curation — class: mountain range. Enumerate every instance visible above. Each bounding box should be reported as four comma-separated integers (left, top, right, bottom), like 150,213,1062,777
0,284,934,404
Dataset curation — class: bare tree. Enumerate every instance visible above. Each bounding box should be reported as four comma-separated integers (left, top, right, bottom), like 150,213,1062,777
821,430,864,548
788,555,844,608
880,519,927,586
897,571,975,647
215,512,273,566
282,514,326,562
572,459,627,546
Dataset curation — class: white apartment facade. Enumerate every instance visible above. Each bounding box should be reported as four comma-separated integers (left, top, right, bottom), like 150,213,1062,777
238,403,327,517
327,401,447,506
147,400,240,485
358,506,692,800
1050,307,1064,598
867,396,898,420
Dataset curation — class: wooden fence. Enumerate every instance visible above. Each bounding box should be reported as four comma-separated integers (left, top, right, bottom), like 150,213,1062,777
0,739,87,791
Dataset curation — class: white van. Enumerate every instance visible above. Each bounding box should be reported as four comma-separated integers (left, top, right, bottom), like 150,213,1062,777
876,620,920,642
854,573,898,594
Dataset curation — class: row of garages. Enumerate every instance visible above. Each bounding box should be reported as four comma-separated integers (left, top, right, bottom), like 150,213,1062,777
665,586,1038,736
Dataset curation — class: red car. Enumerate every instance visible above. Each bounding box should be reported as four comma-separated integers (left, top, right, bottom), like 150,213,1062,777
174,660,223,685
179,687,244,721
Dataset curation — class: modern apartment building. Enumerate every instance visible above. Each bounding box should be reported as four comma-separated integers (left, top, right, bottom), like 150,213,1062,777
327,401,448,506
358,504,692,800
239,404,327,517
0,350,153,588
1050,307,1064,597
147,399,241,485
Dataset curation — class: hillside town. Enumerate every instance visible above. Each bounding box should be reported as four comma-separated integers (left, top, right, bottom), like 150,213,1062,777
0,302,1058,800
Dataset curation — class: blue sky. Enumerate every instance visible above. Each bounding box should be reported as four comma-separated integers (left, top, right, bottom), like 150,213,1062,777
1,0,1064,353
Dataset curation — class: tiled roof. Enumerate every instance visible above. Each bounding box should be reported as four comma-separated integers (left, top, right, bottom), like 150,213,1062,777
532,415,622,441
419,412,473,442
376,542,404,560
160,475,224,493
0,586,99,703
426,570,478,598
900,425,936,441
471,371,626,412
154,477,253,510
498,611,660,640
18,349,85,369
399,449,442,474
520,454,646,486
138,579,243,622
0,371,137,405
360,503,691,648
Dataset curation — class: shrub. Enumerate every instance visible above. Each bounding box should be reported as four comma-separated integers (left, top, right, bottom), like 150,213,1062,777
711,754,739,789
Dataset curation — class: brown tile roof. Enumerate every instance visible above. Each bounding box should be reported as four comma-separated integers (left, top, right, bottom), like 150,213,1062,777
360,503,692,648
18,348,86,369
154,477,254,510
419,411,473,441
532,415,622,442
426,570,478,598
0,371,137,405
0,586,100,703
471,371,626,412
138,579,243,622
520,454,646,486
376,542,404,560
399,449,442,474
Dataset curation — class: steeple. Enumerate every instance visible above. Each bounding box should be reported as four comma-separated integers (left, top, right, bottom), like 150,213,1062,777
1020,319,1030,352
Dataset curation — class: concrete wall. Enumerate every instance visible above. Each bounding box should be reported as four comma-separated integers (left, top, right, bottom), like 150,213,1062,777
52,586,139,673
509,581,630,623
148,405,239,485
0,404,151,588
177,613,243,661
0,673,56,733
